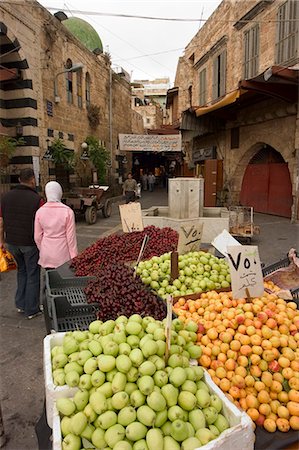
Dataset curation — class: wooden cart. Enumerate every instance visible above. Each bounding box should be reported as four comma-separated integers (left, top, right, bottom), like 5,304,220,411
64,185,122,224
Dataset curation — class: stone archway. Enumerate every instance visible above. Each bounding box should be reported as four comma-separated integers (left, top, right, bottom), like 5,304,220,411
237,144,292,217
0,22,39,184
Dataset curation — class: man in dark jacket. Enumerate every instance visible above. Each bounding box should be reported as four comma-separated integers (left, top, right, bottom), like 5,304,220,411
0,168,44,319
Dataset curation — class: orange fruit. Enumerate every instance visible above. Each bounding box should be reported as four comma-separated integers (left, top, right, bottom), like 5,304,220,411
264,418,276,432
276,418,290,432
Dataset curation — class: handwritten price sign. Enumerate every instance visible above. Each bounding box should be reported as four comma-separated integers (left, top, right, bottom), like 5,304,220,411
119,202,144,233
178,222,203,255
227,245,264,299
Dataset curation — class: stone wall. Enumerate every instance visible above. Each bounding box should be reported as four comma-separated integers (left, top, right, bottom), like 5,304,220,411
0,0,135,189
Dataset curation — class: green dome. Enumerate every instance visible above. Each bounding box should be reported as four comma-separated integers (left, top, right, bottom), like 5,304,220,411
64,17,103,52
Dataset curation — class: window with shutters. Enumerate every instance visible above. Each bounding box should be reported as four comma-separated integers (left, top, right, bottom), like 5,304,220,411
65,59,73,104
212,50,226,100
276,0,298,64
85,72,91,108
244,25,259,79
199,68,207,106
77,70,83,108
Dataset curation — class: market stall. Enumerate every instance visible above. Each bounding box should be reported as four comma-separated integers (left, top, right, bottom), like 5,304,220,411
38,225,299,449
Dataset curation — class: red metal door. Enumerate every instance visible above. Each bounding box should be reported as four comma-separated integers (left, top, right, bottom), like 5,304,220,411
240,163,292,218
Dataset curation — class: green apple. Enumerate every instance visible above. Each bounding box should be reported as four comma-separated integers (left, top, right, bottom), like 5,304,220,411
62,433,81,450
56,398,76,417
73,390,89,411
126,422,147,441
97,410,117,429
136,405,156,427
70,412,87,436
118,406,137,426
171,419,188,442
164,436,180,450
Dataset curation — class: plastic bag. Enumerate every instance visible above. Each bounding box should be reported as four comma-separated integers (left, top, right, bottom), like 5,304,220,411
0,248,17,272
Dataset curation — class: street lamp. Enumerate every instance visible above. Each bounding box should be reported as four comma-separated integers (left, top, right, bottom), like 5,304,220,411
54,63,84,103
80,141,89,160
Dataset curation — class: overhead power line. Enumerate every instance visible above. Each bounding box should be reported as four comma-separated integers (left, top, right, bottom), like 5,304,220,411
43,6,299,23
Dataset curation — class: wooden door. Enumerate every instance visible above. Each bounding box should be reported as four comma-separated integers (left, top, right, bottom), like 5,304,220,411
204,159,218,206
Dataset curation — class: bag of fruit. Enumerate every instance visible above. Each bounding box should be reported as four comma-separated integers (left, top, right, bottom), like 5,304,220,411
0,248,17,272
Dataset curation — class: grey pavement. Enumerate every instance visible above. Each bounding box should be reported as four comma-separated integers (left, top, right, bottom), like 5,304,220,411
0,187,298,449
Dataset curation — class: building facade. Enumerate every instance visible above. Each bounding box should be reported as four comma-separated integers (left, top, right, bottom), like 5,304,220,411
168,0,298,220
0,0,142,191
131,78,170,130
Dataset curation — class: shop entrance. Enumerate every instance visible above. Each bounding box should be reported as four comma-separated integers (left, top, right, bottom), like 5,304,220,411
131,152,182,186
240,147,292,218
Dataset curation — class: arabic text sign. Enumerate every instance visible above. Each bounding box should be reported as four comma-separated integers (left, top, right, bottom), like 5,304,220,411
227,245,264,299
119,134,182,152
178,222,203,254
119,202,144,233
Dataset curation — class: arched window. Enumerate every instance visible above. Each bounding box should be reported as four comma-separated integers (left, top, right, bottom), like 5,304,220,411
77,70,83,108
65,58,73,104
85,72,91,107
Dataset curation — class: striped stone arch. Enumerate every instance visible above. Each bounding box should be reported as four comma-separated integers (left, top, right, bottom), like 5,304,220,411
0,21,39,181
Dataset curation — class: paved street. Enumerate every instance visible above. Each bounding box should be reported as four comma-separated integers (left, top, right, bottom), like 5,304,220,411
0,188,298,449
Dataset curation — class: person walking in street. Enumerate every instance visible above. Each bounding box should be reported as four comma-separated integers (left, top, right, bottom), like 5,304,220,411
141,172,148,191
0,168,44,319
123,172,138,203
148,172,156,192
34,181,78,269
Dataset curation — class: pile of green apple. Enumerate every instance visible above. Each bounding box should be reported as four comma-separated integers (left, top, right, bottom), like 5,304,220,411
51,316,231,450
136,251,231,299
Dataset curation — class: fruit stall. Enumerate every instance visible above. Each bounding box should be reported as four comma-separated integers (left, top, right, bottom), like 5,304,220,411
38,226,299,449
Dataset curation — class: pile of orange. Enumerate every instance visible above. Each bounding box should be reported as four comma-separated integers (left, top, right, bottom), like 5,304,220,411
173,281,299,432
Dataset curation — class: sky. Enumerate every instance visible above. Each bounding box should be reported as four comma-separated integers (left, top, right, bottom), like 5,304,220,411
39,0,222,85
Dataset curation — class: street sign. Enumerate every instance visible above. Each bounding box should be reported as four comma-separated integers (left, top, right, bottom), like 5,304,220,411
227,245,264,300
119,202,144,233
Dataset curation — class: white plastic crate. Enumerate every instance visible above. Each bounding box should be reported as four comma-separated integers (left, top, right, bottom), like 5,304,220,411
52,369,255,450
44,332,79,428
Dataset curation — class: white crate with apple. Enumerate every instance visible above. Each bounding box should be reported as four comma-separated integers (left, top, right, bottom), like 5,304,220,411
52,369,255,450
44,332,79,428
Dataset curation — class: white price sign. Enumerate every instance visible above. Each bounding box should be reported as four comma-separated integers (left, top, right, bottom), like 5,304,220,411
177,222,203,254
119,202,144,233
227,245,264,299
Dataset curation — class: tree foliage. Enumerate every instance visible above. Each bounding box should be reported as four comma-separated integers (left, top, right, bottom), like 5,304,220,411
85,135,109,183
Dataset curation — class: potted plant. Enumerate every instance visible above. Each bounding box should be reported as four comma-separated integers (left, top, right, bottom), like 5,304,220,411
50,138,74,167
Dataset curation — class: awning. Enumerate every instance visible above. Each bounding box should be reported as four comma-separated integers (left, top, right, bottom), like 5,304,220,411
195,89,247,117
239,66,299,103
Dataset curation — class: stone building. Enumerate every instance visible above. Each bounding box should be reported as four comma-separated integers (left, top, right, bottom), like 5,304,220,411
167,0,298,220
131,78,170,130
0,0,143,191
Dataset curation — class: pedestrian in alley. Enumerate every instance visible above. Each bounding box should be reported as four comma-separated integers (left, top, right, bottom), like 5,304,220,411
34,181,78,270
123,172,138,203
141,171,148,191
148,172,156,192
0,168,44,319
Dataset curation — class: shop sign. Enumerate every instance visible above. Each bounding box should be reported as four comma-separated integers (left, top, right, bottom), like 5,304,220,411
119,202,144,233
178,221,203,254
193,146,216,161
227,245,264,299
119,134,181,152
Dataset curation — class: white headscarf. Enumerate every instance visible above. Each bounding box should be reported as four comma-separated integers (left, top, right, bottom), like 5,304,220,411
45,181,63,202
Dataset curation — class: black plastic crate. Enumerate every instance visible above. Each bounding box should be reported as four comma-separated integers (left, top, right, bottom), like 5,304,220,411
46,270,96,307
262,257,290,277
56,312,97,332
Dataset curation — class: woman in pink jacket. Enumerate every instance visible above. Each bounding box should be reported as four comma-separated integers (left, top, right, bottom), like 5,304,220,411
34,181,78,268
